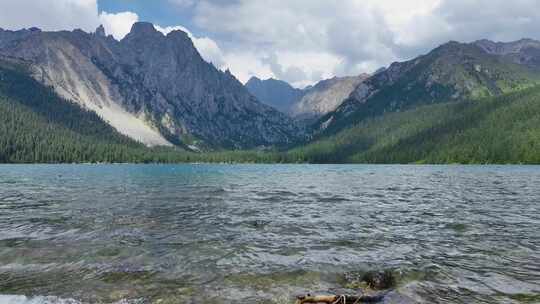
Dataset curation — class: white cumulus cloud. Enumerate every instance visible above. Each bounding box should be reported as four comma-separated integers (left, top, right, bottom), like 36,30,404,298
99,11,139,40
0,0,226,71
0,0,98,32
192,0,540,86
3,0,540,87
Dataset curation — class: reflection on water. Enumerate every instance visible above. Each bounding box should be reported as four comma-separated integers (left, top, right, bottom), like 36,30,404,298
0,164,539,303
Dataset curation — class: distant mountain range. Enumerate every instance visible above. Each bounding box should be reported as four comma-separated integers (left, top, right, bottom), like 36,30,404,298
2,22,540,163
245,74,369,121
244,77,304,114
290,74,369,120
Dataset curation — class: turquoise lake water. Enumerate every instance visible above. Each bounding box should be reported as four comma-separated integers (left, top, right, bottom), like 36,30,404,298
0,164,539,303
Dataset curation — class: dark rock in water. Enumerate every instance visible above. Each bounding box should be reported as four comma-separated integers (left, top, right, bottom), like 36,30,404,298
248,219,269,228
344,270,397,291
339,270,418,303
446,222,469,233
361,270,396,290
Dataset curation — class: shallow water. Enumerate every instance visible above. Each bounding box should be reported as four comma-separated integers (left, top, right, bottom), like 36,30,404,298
0,164,539,303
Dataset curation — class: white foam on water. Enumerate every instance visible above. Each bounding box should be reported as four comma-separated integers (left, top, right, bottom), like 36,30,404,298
0,295,80,304
0,295,143,304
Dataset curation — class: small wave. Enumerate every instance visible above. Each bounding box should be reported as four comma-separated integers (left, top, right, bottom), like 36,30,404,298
317,196,351,203
254,190,298,197
0,295,145,304
0,179,19,184
0,295,81,304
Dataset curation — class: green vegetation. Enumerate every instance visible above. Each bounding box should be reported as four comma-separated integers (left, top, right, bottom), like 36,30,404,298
2,58,540,164
0,61,286,163
0,61,150,163
320,42,540,135
290,86,540,164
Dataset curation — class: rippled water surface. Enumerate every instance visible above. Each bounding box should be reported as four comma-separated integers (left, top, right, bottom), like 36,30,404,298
0,164,539,304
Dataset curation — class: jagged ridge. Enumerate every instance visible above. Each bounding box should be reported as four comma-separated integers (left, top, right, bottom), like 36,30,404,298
245,74,369,121
0,23,302,149
316,39,540,135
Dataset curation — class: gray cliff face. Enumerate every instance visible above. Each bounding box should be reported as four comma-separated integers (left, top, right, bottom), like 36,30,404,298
245,74,369,121
474,38,540,68
474,38,540,56
290,74,369,120
0,23,302,149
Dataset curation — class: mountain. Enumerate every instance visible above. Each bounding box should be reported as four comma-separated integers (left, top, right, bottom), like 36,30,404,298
245,74,369,120
291,74,369,120
316,39,540,134
474,38,540,68
245,76,304,113
4,31,540,164
0,23,302,149
287,85,540,164
0,57,292,164
0,57,154,163
3,49,540,165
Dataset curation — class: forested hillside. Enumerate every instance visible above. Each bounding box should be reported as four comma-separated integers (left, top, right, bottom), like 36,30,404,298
0,60,165,163
316,41,540,136
288,86,540,164
2,49,540,164
0,60,286,163
3,59,540,164
0,24,301,149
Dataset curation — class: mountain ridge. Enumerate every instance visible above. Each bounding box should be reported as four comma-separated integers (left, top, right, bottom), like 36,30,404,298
245,76,304,113
245,74,370,121
0,23,302,149
2,29,540,163
315,39,540,135
291,74,369,120
288,85,540,164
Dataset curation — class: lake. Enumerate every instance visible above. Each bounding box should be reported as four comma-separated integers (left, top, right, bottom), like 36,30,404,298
0,164,539,303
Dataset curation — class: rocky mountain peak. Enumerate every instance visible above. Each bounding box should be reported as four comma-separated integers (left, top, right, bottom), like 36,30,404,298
123,22,162,41
245,74,371,120
120,23,197,60
0,23,303,149
290,74,369,120
166,29,190,40
165,29,197,54
245,77,304,113
246,76,262,84
95,25,106,37
316,38,540,135
474,38,540,56
472,38,540,69
431,40,474,56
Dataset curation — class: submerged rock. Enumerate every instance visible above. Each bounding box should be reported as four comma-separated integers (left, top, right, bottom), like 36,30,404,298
344,270,397,291
361,270,397,290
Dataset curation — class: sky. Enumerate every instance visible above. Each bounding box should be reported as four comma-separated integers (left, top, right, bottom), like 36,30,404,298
1,0,540,88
